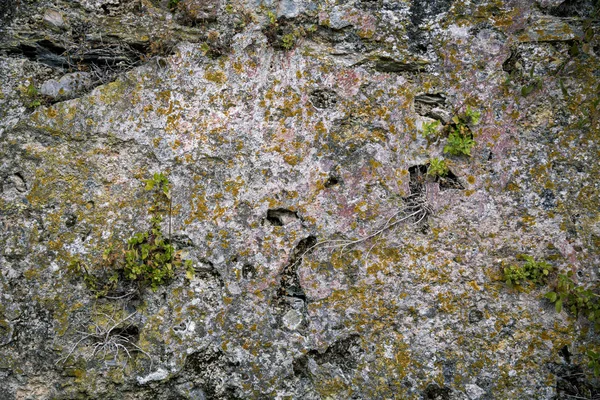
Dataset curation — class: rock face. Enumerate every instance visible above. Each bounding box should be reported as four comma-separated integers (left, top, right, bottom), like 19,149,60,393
1,0,599,399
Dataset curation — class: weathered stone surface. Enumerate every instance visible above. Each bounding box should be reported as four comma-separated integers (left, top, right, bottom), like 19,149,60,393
40,72,92,99
0,0,599,399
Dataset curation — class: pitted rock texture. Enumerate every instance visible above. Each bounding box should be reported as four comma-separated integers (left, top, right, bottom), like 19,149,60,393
1,0,599,399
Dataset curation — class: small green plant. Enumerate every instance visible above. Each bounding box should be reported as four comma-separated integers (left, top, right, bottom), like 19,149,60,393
521,65,543,97
123,173,185,290
545,271,600,322
544,271,600,377
266,10,277,25
262,10,304,51
444,129,475,156
19,82,44,108
281,33,296,50
421,120,440,137
442,106,480,157
66,173,191,295
503,255,552,287
427,158,448,177
462,105,481,125
588,350,600,377
168,0,181,10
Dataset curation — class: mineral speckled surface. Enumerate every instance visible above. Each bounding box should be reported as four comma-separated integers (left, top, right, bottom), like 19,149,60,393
0,0,599,399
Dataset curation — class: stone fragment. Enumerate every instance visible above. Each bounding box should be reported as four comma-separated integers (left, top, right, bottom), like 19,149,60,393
40,72,92,100
328,6,354,30
43,9,66,30
466,384,486,400
282,309,303,330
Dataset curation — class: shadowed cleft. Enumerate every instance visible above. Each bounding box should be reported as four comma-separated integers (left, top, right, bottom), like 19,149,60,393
408,0,453,53
266,208,300,226
275,235,317,312
422,383,451,400
546,0,598,18
502,47,522,75
405,165,434,232
414,93,449,121
324,175,341,188
242,263,255,280
294,334,363,377
547,346,600,399
183,347,242,399
374,56,427,73
438,169,463,191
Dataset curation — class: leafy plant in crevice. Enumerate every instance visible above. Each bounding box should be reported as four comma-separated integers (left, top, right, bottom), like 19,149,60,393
421,120,441,138
18,82,45,109
545,271,600,325
427,158,449,178
420,106,480,157
66,173,192,296
519,64,543,97
443,106,480,157
502,255,553,287
588,350,600,377
501,255,600,376
123,172,192,290
262,10,307,51
544,271,600,377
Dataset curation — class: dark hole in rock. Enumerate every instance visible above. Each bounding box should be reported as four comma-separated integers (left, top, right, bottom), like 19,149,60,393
502,48,521,75
64,213,77,228
310,334,363,373
548,0,597,18
408,164,428,195
242,263,255,280
560,345,571,364
422,383,451,400
548,348,600,399
468,309,484,324
111,324,139,341
310,89,338,109
405,165,432,233
193,259,224,286
170,234,195,248
266,208,299,226
437,169,464,191
324,175,340,188
10,172,27,192
407,0,453,53
276,235,317,306
293,354,310,378
374,57,425,73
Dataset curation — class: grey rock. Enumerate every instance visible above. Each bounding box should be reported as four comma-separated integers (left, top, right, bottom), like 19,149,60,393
0,0,599,399
42,9,66,30
465,384,486,400
39,72,92,99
